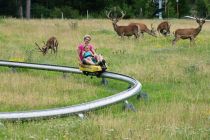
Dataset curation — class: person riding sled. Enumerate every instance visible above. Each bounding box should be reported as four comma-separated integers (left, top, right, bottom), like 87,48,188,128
77,35,106,67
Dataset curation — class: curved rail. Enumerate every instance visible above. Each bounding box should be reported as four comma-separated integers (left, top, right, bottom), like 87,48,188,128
0,60,142,121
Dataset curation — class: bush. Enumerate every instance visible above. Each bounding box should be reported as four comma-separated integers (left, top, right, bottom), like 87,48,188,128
60,6,80,19
50,8,62,18
31,4,50,18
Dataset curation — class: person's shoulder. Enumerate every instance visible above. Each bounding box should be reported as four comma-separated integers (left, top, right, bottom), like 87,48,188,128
89,44,94,48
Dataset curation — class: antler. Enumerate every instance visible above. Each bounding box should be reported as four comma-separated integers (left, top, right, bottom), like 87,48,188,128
151,24,155,30
35,42,43,52
42,41,46,45
106,10,126,21
119,11,126,20
185,15,210,22
184,16,197,20
106,10,113,20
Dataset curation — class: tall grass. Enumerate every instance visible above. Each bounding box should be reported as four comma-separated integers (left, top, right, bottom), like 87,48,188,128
0,18,209,139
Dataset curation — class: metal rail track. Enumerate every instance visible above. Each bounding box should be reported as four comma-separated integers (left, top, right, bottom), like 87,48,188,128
0,60,142,121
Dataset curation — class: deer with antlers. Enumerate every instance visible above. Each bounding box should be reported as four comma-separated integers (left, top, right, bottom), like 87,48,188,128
128,22,157,37
106,10,141,39
35,36,58,55
172,17,206,46
157,21,171,36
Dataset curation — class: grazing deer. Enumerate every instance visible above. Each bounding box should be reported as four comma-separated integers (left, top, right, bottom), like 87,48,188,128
106,10,141,39
129,22,157,37
157,21,171,36
35,36,58,55
172,17,206,46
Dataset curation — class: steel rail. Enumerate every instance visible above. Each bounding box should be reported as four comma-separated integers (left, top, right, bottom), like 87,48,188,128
0,60,142,121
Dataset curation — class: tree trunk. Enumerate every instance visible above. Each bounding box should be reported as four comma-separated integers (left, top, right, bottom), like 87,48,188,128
18,0,23,18
26,0,31,19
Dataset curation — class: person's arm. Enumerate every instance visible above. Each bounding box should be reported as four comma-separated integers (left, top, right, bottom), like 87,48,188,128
77,45,82,62
90,44,97,56
82,50,86,57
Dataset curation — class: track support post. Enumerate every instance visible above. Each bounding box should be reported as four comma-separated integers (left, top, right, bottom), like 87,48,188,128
123,100,136,112
11,67,17,73
62,72,68,79
77,113,86,120
137,91,149,102
101,77,108,85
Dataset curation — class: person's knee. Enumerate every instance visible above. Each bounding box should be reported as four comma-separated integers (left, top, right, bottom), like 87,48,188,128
82,59,87,64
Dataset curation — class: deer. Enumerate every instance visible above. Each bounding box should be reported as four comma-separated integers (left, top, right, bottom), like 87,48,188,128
157,21,171,36
172,17,206,46
106,10,141,39
128,22,157,37
35,36,58,55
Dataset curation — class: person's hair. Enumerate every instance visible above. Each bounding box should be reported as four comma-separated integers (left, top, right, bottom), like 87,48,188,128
84,35,91,41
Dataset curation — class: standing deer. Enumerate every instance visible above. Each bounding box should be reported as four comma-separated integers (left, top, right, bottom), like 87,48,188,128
106,10,141,39
35,36,58,55
172,17,206,46
157,21,171,36
128,22,157,37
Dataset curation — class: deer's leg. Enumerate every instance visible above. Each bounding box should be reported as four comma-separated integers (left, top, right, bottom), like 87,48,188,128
158,30,161,36
134,30,139,39
189,38,195,47
160,29,163,36
53,47,56,53
141,32,144,38
172,36,180,46
191,37,196,46
55,46,58,53
121,33,125,39
189,38,192,47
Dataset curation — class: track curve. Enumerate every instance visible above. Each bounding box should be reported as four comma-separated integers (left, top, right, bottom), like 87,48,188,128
0,60,142,121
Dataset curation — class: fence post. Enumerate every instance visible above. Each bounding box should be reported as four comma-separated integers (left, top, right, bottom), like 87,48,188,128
87,10,89,19
61,12,64,19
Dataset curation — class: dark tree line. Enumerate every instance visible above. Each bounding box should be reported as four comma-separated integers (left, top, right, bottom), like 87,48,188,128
0,0,209,19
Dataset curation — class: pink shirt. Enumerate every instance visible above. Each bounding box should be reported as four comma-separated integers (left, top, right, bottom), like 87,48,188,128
78,44,94,61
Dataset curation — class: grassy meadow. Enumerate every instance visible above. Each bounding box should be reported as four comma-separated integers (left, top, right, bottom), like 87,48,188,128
0,18,209,139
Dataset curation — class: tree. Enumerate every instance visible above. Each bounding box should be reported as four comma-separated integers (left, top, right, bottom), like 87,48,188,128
26,0,31,19
145,0,156,18
17,0,23,18
196,0,208,17
204,0,210,17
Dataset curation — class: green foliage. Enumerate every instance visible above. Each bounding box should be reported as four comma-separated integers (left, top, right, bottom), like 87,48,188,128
60,6,80,19
164,1,176,18
178,0,191,17
49,7,62,18
196,0,208,17
132,0,146,18
145,0,156,18
121,3,134,18
204,0,210,16
1,0,210,19
0,18,209,140
31,4,50,18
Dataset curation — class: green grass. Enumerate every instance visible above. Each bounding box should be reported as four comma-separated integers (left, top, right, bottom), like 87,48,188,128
0,18,209,140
